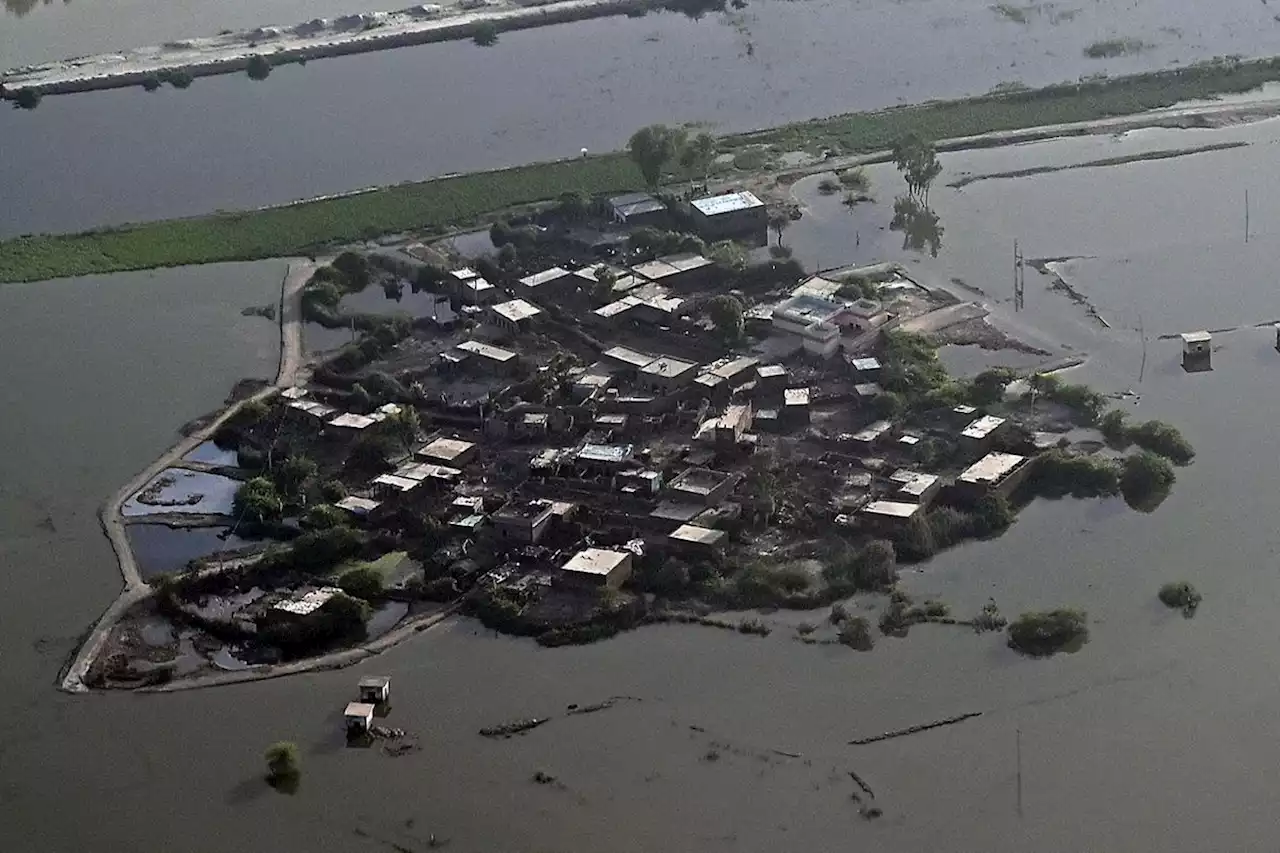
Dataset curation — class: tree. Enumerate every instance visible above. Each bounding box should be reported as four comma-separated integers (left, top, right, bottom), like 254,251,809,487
1007,609,1088,656
289,526,363,573
349,383,374,414
628,124,683,188
706,294,745,341
1120,450,1176,511
332,251,371,290
234,477,283,524
890,195,944,257
302,503,348,531
768,210,791,246
348,430,398,473
384,406,420,452
264,741,300,782
679,131,717,188
319,479,347,503
557,190,590,222
246,55,273,81
166,70,194,89
891,134,942,202
275,454,317,499
140,74,162,92
338,567,385,600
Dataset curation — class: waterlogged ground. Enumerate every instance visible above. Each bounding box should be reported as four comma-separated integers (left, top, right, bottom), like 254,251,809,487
11,125,1280,851
8,0,1280,235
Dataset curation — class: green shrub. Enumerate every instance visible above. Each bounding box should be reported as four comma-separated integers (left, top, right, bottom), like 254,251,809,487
1028,450,1120,499
246,55,273,80
337,567,384,601
1125,420,1194,465
301,503,348,531
264,741,300,781
1158,581,1201,617
1120,450,1175,511
838,616,874,650
1007,608,1088,656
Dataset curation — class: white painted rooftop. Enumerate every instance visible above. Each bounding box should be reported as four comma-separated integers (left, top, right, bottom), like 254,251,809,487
562,548,630,577
492,298,543,324
691,190,764,217
959,452,1027,485
961,415,1007,440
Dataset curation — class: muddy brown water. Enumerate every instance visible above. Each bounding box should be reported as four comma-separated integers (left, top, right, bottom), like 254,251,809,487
10,124,1280,850
6,0,1280,236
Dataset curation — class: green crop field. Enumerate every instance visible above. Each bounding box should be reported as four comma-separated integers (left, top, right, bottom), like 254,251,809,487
3,56,1279,283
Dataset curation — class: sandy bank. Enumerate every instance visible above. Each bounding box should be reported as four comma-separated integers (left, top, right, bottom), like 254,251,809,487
1,0,651,99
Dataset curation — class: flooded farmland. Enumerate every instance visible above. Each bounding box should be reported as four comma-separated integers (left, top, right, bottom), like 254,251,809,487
8,0,1280,236
11,109,1280,853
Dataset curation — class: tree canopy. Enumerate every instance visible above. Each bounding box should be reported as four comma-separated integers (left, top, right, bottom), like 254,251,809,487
628,124,686,187
891,134,943,202
706,294,745,341
234,477,283,524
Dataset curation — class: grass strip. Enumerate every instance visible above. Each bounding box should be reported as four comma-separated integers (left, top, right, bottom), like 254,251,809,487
3,56,1279,283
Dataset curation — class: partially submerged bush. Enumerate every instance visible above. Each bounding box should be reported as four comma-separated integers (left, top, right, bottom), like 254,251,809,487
337,567,384,601
1027,450,1120,499
1007,609,1088,656
838,616,874,651
1120,450,1176,512
264,741,300,783
1158,581,1201,617
1125,420,1194,465
818,176,841,194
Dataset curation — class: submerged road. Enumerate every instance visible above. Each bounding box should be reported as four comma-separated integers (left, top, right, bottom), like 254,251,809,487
60,260,312,692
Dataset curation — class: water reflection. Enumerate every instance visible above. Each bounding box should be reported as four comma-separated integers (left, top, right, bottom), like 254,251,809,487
4,0,68,18
889,195,944,258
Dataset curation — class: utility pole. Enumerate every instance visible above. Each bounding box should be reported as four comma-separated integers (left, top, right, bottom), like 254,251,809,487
1138,313,1147,384
1016,727,1023,819
1245,189,1250,244
1013,240,1025,311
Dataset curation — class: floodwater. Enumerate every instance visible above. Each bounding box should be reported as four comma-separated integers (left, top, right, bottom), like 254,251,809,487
7,0,1280,236
121,468,241,517
183,440,239,466
126,523,257,579
13,103,1280,853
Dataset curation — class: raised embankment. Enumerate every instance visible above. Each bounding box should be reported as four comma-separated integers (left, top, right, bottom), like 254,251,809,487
1,0,651,99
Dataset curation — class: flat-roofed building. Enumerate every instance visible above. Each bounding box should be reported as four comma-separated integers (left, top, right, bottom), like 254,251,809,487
327,412,378,434
850,419,893,447
772,294,846,358
893,471,942,505
602,345,654,372
287,399,338,423
559,548,634,591
638,355,699,392
667,523,727,552
960,415,1008,452
792,275,843,300
610,192,668,227
667,467,736,506
458,276,498,305
454,340,519,373
860,500,924,529
417,437,477,467
492,498,556,544
336,496,382,518
371,473,420,498
576,443,634,470
848,356,882,379
957,452,1031,499
270,586,342,622
846,298,889,333
517,267,574,298
631,253,714,290
783,387,811,426
755,363,788,394
690,190,768,238
489,299,543,335
592,296,643,326
716,403,753,447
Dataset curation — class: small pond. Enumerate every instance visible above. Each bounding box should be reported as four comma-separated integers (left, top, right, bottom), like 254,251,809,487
121,468,240,518
181,441,239,467
126,524,257,580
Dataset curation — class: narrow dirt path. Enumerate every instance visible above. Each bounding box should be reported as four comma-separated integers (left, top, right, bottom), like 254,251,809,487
61,260,311,692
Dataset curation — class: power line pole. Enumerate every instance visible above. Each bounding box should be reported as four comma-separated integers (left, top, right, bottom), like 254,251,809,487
1245,189,1250,244
1016,727,1023,819
1013,240,1025,311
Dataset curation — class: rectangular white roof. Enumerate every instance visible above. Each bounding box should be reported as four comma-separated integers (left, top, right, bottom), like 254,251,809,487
851,420,893,442
959,452,1027,485
449,267,478,282
691,190,764,217
594,297,642,319
562,548,630,577
784,387,810,406
492,298,543,324
279,386,308,400
372,473,420,492
896,472,939,498
336,496,381,515
602,345,653,368
962,415,1007,439
861,500,923,520
669,524,726,545
640,355,698,380
456,340,516,362
519,267,571,288
419,437,475,462
328,412,376,430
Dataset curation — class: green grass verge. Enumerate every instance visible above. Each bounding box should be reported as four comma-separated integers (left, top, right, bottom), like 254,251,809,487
332,550,414,582
3,55,1280,283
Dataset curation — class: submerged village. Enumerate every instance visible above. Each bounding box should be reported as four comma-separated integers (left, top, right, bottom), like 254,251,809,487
83,136,1200,703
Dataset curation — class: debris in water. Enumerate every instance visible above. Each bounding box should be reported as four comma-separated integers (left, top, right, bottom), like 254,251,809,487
479,717,550,738
848,711,982,745
566,695,642,716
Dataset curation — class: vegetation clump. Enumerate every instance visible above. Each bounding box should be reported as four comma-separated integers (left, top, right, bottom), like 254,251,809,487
13,89,42,110
1158,581,1201,617
1030,373,1106,424
1120,450,1176,511
1007,608,1088,656
837,616,875,651
246,55,273,80
1099,410,1194,464
472,21,499,46
264,740,300,790
1085,38,1149,59
1027,450,1120,499
337,567,385,601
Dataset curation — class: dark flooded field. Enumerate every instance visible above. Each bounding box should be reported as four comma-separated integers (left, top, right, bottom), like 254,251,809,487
7,0,1280,236
4,119,1280,851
